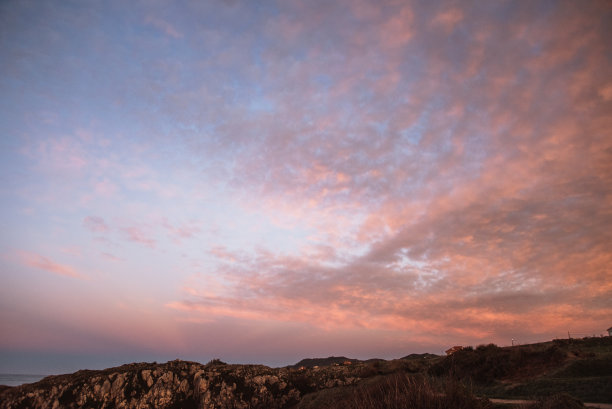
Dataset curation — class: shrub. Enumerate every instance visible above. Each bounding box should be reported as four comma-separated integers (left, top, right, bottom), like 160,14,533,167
207,358,227,366
358,363,380,378
288,371,316,395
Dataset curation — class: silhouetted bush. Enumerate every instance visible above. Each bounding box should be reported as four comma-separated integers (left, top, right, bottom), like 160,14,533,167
206,358,227,366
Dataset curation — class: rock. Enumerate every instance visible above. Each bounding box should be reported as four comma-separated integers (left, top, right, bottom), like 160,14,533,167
141,369,153,388
101,378,111,396
0,359,371,409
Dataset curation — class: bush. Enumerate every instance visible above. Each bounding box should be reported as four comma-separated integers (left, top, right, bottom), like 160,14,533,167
358,363,380,378
300,373,492,409
207,358,226,366
288,371,317,395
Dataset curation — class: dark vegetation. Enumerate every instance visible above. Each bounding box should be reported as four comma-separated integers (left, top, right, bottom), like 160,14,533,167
429,343,566,383
426,337,612,404
294,336,612,408
207,358,227,366
295,373,492,409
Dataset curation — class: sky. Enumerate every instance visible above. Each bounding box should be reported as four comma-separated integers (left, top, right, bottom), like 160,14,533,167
1,0,611,375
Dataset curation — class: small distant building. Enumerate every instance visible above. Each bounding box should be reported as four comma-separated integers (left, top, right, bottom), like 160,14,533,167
445,346,464,356
343,361,352,365
607,327,612,337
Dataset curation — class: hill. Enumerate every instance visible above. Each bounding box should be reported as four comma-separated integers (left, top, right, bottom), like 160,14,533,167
290,356,360,368
1,337,610,408
0,358,377,409
401,353,439,360
429,337,612,403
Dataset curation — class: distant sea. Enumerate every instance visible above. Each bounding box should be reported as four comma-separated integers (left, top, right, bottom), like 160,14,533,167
0,374,47,387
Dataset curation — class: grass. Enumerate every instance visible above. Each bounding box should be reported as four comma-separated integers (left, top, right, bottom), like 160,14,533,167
493,377,612,403
295,337,612,408
429,343,566,383
295,373,493,409
452,338,612,404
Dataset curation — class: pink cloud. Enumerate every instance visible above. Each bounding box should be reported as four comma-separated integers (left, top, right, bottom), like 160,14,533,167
162,219,201,242
145,16,183,39
83,216,109,233
121,226,156,248
209,246,242,263
379,6,413,48
101,252,122,261
21,137,87,175
431,8,463,31
94,179,118,197
18,251,82,279
599,83,612,101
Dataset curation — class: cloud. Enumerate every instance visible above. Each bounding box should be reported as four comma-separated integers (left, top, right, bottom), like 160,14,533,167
379,5,413,48
158,0,612,345
121,226,156,248
22,137,88,174
170,233,611,344
18,251,82,279
101,252,122,262
599,83,612,101
431,8,463,31
83,216,109,233
162,219,201,242
94,179,118,197
144,16,183,39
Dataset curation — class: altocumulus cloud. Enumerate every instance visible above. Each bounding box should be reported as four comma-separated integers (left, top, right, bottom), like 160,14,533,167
168,0,612,347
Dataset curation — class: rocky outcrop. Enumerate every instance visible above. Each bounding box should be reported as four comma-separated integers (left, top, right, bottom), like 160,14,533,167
0,359,364,409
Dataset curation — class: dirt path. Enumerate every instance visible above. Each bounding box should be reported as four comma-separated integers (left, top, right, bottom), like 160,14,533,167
489,398,533,405
488,398,612,409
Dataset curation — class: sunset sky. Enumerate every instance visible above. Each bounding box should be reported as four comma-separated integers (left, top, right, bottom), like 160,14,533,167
1,0,611,374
